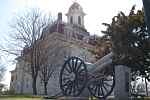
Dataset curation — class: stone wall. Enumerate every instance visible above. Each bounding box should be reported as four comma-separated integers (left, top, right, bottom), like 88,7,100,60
10,32,96,95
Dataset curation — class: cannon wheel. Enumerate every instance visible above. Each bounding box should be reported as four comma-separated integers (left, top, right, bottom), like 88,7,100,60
59,57,88,96
88,69,115,99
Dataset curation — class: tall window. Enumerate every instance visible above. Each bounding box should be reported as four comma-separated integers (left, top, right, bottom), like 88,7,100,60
78,16,81,25
70,16,73,24
11,76,14,82
26,78,29,88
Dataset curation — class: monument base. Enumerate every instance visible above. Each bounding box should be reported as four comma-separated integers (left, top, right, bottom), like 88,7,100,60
114,65,131,100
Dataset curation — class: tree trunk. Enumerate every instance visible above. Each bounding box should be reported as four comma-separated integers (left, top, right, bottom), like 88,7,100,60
142,0,150,33
44,82,48,95
32,77,37,95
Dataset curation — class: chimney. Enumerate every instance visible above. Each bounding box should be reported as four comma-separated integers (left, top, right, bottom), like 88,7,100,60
57,12,62,23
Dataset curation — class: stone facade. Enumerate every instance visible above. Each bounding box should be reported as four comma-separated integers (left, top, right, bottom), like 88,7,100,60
10,2,96,95
10,57,33,94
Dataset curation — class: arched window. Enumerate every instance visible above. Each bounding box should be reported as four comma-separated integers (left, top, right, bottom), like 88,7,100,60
78,16,81,25
70,16,73,24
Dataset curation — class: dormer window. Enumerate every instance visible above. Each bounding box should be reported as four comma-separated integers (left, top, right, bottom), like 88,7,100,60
78,16,81,25
70,16,73,24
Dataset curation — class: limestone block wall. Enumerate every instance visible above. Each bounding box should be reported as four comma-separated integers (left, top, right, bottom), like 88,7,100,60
10,32,96,95
22,73,33,94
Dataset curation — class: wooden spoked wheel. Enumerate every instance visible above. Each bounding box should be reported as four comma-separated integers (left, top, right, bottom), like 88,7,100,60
59,57,88,96
88,70,115,99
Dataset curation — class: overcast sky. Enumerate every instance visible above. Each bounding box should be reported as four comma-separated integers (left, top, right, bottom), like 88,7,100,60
0,0,143,88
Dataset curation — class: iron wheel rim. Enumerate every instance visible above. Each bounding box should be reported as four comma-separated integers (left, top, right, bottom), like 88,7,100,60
59,57,88,96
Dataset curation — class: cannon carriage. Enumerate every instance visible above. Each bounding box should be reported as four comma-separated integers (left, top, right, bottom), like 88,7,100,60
59,52,115,99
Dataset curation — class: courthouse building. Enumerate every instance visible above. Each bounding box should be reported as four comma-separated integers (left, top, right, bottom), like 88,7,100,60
10,2,97,95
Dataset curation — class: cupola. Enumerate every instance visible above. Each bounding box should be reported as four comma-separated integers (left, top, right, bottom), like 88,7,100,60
66,2,86,28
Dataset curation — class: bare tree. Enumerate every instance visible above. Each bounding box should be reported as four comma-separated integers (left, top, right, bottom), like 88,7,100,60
10,8,53,95
38,47,54,95
39,63,55,95
38,39,69,95
0,63,5,82
0,47,6,83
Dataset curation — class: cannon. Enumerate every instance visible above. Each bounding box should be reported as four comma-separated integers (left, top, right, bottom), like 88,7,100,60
59,52,115,99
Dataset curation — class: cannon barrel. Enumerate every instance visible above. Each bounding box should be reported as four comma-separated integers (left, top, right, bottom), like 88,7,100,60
59,53,115,99
91,52,113,73
87,52,115,99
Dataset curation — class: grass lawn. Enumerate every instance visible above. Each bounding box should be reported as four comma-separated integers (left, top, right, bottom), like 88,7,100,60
0,98,42,100
1,95,150,100
0,95,43,100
